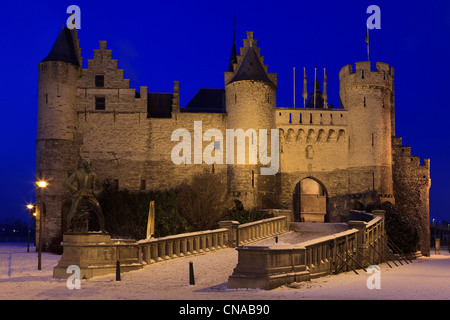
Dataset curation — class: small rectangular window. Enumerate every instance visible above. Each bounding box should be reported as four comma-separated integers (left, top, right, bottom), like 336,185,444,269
140,179,146,191
251,170,255,188
95,75,104,87
95,96,106,110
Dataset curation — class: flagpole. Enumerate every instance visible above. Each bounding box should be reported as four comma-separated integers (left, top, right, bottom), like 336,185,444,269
314,67,317,108
293,67,296,108
323,68,327,108
303,67,307,108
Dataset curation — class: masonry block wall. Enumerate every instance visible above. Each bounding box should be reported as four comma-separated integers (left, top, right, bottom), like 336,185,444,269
36,28,431,255
392,137,431,256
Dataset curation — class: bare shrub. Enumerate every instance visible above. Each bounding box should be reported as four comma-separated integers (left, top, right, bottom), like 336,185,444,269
176,172,233,231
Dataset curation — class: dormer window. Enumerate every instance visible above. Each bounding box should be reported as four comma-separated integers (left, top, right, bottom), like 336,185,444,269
95,75,104,87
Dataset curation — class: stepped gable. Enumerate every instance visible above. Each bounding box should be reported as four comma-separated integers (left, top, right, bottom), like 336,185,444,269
228,46,274,86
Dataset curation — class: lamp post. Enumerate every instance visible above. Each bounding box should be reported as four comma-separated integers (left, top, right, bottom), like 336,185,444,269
36,180,48,270
26,204,34,253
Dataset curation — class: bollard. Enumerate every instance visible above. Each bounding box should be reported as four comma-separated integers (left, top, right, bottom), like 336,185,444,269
189,261,195,285
435,238,441,255
116,260,121,281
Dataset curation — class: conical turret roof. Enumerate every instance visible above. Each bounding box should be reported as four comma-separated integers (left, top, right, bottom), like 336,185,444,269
41,27,79,66
228,46,274,86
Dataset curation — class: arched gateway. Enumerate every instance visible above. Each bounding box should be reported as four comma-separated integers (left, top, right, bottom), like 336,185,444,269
293,177,328,222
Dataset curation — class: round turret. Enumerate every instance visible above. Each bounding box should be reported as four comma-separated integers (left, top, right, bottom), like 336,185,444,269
36,27,81,252
339,61,395,195
225,32,278,209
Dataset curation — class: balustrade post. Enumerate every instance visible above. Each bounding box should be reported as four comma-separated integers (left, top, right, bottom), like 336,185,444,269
205,234,212,251
166,241,173,259
192,237,199,254
180,238,187,257
150,243,158,263
186,237,193,256
218,221,240,247
347,221,369,268
173,240,180,258
199,235,205,253
372,210,386,257
142,245,150,264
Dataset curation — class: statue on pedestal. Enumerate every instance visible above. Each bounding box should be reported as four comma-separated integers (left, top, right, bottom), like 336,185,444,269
66,159,106,233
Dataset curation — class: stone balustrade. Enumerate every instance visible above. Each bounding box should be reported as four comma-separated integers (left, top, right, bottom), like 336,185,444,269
138,215,289,265
228,211,386,290
54,214,291,279
138,228,230,264
238,216,288,244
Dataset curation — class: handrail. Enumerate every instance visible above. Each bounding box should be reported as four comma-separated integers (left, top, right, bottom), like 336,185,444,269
138,215,289,265
228,213,387,290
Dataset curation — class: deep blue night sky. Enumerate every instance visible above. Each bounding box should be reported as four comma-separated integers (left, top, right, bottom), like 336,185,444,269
0,0,449,223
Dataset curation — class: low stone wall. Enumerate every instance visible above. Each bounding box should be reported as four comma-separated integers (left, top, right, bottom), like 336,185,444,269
138,228,230,264
138,215,289,264
228,211,386,290
54,214,289,279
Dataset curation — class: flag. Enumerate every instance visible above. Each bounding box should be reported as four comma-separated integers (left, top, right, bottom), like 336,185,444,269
302,68,307,102
366,24,369,45
366,23,370,61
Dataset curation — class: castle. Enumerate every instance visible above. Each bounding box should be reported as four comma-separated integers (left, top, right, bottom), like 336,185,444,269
36,26,431,255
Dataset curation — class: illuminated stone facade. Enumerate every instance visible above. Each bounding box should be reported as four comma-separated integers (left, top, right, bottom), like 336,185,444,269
36,28,430,255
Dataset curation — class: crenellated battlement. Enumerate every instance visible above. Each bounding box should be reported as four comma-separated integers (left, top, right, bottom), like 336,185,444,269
36,25,431,255
276,108,348,126
339,61,394,89
392,137,430,170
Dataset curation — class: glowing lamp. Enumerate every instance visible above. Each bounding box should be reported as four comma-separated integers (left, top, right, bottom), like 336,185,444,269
37,181,48,188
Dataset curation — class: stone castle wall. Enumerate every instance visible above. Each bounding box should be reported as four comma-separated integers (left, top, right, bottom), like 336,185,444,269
392,137,431,256
36,32,431,255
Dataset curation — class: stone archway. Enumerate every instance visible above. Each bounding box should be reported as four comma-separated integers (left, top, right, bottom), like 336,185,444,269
293,177,328,223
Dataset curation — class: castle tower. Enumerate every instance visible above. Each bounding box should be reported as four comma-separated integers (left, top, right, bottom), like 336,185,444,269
224,32,278,209
36,26,81,252
339,61,395,199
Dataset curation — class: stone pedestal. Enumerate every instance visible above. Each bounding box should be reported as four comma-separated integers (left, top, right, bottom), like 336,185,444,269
53,232,143,279
228,245,310,290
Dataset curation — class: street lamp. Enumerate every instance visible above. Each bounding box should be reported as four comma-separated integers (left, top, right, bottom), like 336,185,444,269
36,180,48,270
26,204,34,253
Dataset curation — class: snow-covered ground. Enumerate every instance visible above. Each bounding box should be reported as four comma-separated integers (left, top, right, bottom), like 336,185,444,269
0,236,449,300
